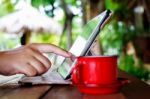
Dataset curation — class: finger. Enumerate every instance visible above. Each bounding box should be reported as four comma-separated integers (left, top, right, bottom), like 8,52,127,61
70,53,76,61
18,63,38,76
29,48,51,70
28,56,48,75
29,43,72,57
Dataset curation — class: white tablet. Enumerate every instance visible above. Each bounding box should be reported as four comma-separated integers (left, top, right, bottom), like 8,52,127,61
57,9,112,79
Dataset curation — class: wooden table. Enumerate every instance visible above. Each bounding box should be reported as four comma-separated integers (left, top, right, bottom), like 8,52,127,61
0,70,150,99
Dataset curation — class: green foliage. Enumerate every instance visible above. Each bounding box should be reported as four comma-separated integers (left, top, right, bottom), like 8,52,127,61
31,33,60,45
0,33,20,50
0,0,14,16
105,0,130,20
31,0,54,8
119,54,149,80
31,0,55,17
102,0,150,80
105,0,123,11
101,20,136,54
64,0,77,6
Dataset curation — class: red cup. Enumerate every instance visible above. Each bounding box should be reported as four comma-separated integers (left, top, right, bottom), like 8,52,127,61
72,55,121,94
72,56,118,85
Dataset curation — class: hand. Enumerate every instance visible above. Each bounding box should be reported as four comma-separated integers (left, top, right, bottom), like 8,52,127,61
0,43,72,76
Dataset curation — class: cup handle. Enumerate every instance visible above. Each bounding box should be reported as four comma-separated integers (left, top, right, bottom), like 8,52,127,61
71,63,81,84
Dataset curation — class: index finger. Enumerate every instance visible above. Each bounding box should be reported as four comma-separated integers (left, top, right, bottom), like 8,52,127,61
29,43,72,58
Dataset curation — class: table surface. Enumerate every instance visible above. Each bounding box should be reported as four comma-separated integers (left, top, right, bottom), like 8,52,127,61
0,70,150,99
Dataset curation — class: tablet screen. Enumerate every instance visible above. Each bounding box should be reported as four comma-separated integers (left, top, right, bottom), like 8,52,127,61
56,10,112,79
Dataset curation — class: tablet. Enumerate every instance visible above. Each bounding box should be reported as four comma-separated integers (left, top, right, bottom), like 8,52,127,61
57,9,112,79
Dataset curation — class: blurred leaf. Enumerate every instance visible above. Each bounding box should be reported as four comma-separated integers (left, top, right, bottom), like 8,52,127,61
31,0,55,8
105,0,120,11
119,54,149,80
31,33,59,45
0,0,14,16
0,33,20,50
65,0,76,6
105,0,130,20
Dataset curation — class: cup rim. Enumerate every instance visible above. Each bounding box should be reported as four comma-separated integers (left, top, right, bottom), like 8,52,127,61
78,55,118,58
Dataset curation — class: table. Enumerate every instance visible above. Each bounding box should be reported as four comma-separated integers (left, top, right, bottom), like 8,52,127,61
0,70,150,99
